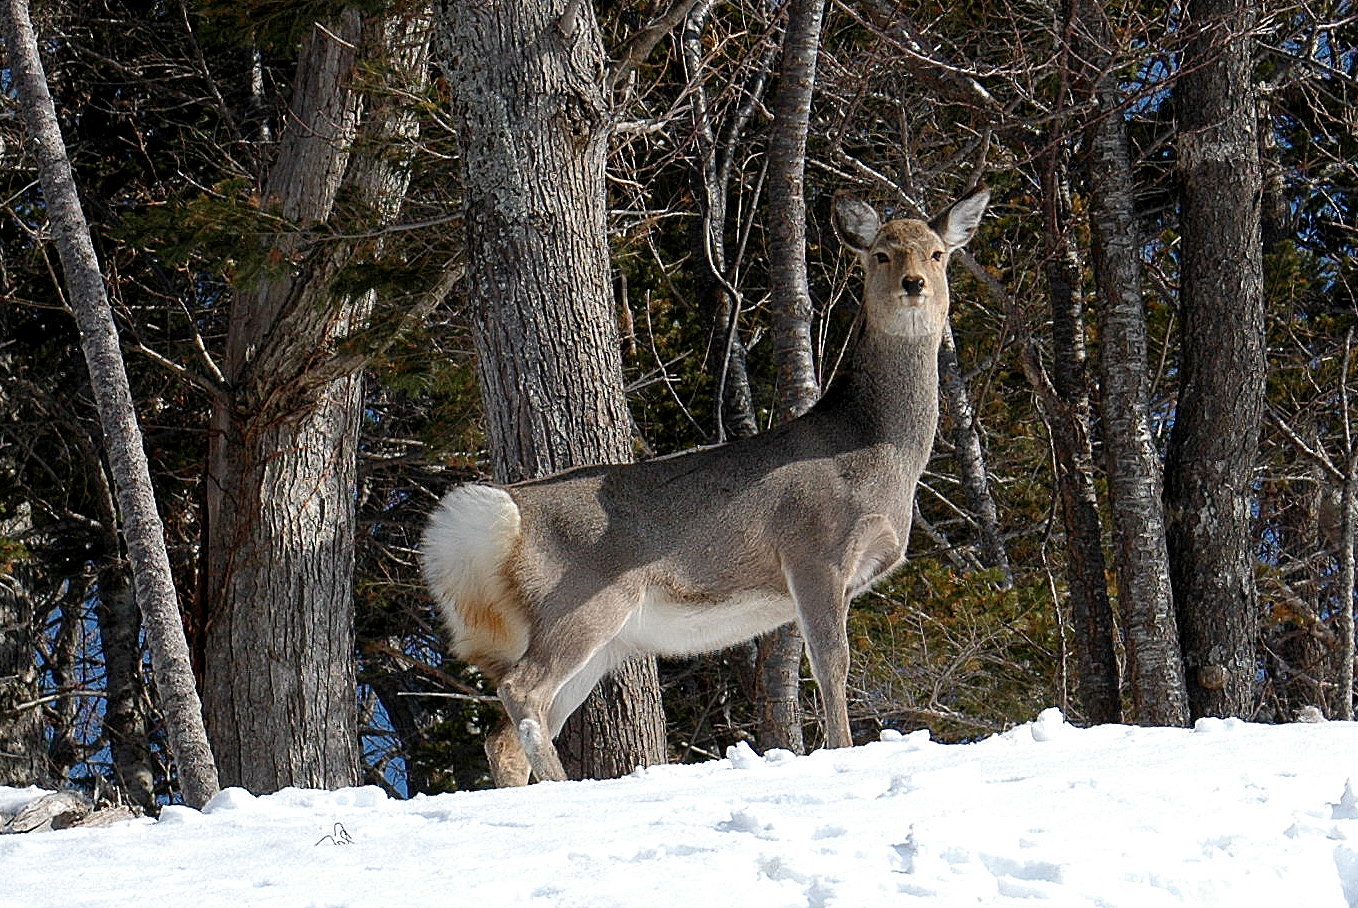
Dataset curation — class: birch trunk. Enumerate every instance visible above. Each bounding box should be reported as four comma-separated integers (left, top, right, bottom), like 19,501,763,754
1339,448,1357,720
1035,142,1120,723
759,0,828,753
682,0,765,442
1072,0,1189,726
938,327,1013,587
3,0,219,806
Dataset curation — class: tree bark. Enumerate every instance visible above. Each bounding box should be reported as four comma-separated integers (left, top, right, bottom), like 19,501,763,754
1339,439,1358,720
683,0,766,443
1033,138,1121,724
0,365,43,787
768,0,825,424
77,436,157,809
0,561,44,788
203,13,364,794
758,0,828,754
98,569,156,810
1164,0,1265,719
938,326,1013,587
203,10,431,792
437,0,666,780
555,659,666,778
3,0,219,806
1069,0,1189,726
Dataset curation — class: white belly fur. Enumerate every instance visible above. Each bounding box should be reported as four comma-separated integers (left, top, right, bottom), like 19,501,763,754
619,588,798,658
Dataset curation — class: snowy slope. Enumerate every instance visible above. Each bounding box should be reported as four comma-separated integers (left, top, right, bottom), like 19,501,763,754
3,710,1358,907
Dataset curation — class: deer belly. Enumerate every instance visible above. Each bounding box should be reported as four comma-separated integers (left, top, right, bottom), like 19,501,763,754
621,590,797,658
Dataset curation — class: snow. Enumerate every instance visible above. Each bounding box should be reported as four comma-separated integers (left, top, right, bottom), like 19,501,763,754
4,710,1358,907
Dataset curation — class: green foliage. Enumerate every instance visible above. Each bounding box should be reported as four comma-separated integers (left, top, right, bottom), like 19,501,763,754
114,179,280,286
406,710,499,792
0,537,29,578
849,562,1062,742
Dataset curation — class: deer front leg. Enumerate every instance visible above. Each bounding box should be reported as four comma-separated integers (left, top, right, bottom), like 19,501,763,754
786,566,853,749
787,514,901,750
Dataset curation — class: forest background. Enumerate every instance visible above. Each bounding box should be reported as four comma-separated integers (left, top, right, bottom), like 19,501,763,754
0,0,1354,809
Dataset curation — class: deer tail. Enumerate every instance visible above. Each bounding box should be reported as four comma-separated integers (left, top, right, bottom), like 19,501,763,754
420,484,530,680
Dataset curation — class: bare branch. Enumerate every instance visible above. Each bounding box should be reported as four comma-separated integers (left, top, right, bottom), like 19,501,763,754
608,0,704,94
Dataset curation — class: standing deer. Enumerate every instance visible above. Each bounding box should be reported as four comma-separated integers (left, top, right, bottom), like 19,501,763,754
422,189,991,784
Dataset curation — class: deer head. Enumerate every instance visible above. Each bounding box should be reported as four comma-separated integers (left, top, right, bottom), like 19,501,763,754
833,190,990,339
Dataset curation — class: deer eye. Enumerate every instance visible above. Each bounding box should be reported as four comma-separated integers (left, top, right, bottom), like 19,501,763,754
874,252,890,264
931,250,944,262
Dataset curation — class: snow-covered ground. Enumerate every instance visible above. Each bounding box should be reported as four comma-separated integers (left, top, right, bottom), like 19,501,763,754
3,709,1358,907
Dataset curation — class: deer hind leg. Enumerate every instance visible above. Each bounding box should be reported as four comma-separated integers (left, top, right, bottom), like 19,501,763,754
545,640,627,736
495,658,571,783
493,588,637,783
485,717,531,787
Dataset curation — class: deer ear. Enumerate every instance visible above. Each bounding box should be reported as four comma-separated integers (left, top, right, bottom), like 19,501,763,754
933,189,991,251
832,196,881,255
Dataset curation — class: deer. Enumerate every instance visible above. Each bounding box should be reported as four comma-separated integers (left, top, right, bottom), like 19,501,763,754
421,189,991,785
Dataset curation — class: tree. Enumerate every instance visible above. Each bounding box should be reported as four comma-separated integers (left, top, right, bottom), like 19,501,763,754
757,0,828,754
1029,134,1122,724
0,343,44,788
1070,0,1188,726
201,12,366,793
435,0,666,781
680,0,770,444
1164,0,1266,719
3,0,219,807
202,8,437,792
0,534,44,787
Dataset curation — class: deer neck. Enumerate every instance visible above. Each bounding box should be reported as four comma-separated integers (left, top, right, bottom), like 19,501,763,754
839,325,943,449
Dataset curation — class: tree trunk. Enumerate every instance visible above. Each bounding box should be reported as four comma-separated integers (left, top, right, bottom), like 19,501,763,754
98,569,156,810
1164,0,1265,719
3,0,219,806
556,659,667,777
754,624,805,753
758,0,827,754
1070,0,1189,726
203,13,363,794
0,561,44,788
768,0,825,424
78,437,157,809
938,326,1013,587
203,10,430,792
683,0,765,443
437,0,666,780
0,367,44,787
1034,139,1121,724
1339,444,1357,720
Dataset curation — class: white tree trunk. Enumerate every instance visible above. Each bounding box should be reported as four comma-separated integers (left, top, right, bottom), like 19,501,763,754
3,0,219,807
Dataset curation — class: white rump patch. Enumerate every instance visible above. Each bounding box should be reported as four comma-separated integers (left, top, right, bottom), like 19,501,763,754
419,484,527,665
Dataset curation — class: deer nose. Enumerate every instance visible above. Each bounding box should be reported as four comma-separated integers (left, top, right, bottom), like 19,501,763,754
902,276,926,296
